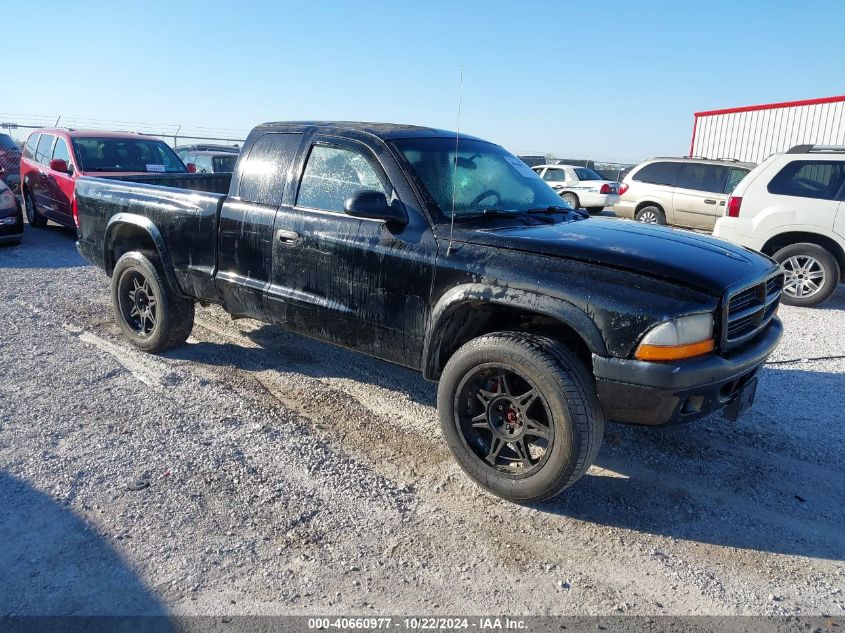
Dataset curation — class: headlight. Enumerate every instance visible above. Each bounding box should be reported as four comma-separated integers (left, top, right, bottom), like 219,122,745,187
0,190,16,208
634,313,715,361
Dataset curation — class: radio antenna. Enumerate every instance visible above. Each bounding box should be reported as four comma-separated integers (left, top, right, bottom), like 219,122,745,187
446,64,463,257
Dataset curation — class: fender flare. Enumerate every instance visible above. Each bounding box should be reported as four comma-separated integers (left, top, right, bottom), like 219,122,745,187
104,213,183,295
422,283,607,380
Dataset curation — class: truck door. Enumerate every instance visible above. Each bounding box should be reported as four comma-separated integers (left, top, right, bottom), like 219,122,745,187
267,135,437,368
214,132,304,319
672,163,730,230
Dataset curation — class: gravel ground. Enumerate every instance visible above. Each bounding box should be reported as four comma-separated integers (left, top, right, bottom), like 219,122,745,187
0,222,843,618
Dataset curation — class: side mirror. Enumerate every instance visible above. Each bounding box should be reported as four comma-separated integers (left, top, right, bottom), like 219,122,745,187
49,158,69,173
344,190,407,226
186,163,197,173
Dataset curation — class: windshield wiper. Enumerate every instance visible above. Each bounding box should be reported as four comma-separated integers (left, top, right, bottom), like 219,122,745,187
526,205,589,219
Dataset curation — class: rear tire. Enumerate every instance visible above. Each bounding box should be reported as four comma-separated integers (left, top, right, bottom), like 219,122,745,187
635,205,665,225
773,242,840,307
561,192,580,210
24,191,47,228
111,250,195,353
437,331,604,503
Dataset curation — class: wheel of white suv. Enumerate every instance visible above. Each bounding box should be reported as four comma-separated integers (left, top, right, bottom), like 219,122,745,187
773,243,841,307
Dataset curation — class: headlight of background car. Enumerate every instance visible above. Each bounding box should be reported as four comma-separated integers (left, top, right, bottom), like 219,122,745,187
0,190,17,208
634,313,714,361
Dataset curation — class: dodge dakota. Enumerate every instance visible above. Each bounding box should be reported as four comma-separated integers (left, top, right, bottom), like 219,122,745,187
75,122,784,502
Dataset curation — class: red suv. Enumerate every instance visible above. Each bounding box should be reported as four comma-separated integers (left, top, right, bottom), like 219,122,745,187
20,129,187,228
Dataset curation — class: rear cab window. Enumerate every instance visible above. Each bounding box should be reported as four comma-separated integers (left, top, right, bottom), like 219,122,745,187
632,161,680,187
767,160,845,200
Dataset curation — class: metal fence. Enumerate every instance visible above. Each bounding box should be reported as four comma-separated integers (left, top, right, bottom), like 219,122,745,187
0,115,248,151
517,154,636,182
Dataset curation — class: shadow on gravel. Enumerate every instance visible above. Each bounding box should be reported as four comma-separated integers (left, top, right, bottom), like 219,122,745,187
535,365,845,561
167,325,438,408
0,472,172,623
0,224,86,269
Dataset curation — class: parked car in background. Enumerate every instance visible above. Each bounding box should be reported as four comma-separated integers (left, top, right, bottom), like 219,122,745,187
0,133,22,194
532,164,620,213
714,144,845,307
183,150,238,174
0,179,23,245
20,129,188,229
613,157,754,230
175,144,240,163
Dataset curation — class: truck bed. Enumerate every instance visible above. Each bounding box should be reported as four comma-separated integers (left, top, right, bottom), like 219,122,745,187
75,175,230,302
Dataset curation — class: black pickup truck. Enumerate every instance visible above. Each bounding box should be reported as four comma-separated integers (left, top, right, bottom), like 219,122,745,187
76,122,784,502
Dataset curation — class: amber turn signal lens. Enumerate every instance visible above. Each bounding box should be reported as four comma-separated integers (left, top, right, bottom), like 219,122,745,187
635,339,715,361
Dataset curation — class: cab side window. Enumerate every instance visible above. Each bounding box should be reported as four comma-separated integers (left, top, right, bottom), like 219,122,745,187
238,133,302,206
297,144,386,213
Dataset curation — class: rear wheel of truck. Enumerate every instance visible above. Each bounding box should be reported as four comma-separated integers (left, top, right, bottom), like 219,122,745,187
438,332,604,503
111,250,195,353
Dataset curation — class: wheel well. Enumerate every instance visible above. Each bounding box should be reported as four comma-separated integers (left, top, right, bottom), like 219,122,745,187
761,232,845,277
430,303,593,379
106,223,158,275
635,200,663,214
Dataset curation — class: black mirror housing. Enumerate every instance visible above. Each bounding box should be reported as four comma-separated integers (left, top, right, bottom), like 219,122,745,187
344,190,407,227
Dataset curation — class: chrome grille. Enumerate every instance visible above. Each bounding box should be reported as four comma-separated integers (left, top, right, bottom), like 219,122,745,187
722,272,783,349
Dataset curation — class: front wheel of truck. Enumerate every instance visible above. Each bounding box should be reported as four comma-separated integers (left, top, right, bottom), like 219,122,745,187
438,332,604,503
111,250,195,353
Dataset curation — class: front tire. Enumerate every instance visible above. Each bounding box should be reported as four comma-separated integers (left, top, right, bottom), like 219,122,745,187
24,191,47,228
111,250,195,352
437,332,604,503
774,243,840,307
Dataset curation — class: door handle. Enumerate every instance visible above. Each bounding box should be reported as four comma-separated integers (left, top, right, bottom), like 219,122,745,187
276,229,299,244
704,199,717,204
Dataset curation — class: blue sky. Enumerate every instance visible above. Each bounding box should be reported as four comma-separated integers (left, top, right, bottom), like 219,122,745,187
3,1,843,163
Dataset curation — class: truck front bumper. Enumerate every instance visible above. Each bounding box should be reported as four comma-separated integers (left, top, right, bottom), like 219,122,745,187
592,318,783,425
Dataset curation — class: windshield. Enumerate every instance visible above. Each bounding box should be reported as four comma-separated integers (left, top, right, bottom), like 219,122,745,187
574,167,604,181
212,155,238,172
71,137,186,173
392,137,568,220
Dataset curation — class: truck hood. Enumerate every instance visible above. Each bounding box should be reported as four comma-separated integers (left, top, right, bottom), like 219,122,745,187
448,218,777,295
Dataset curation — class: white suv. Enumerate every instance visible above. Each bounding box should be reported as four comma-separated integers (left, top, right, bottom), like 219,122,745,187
713,145,845,307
